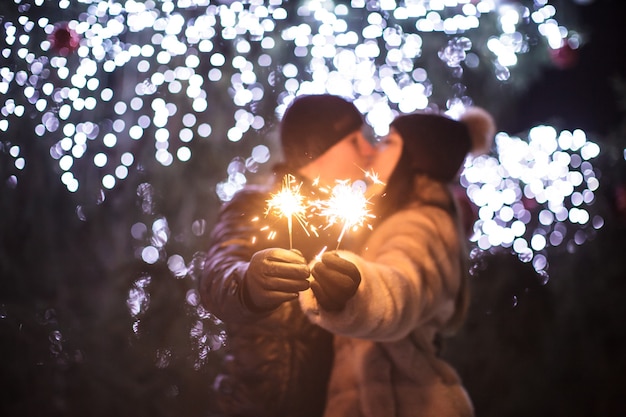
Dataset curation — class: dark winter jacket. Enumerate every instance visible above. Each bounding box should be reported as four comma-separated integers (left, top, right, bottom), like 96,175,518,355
300,176,473,417
200,178,363,417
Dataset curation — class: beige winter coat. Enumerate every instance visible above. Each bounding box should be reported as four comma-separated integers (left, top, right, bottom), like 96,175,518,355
299,177,474,417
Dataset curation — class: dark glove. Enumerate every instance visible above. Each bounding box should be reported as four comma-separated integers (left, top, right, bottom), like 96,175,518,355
243,248,310,311
311,251,361,311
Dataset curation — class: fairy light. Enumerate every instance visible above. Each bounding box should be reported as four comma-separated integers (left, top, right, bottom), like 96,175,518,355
0,0,596,275
460,126,602,277
1,0,578,201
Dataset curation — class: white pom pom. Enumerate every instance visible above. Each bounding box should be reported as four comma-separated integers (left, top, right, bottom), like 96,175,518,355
460,107,495,156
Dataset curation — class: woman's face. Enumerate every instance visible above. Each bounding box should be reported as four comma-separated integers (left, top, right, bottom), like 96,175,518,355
371,128,403,185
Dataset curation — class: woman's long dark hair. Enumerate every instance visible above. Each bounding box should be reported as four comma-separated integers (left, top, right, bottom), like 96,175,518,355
371,144,416,225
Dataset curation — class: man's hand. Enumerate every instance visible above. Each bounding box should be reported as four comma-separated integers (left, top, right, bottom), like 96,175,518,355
243,248,310,311
311,251,361,311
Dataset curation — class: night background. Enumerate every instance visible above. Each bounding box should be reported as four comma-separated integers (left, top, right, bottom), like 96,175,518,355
1,1,625,416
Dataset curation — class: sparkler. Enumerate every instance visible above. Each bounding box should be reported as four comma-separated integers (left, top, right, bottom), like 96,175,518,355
363,168,385,187
265,174,309,249
316,180,375,249
361,167,387,199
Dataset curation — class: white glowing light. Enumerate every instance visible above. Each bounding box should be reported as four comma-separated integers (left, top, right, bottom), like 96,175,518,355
0,0,592,275
461,125,602,273
316,180,375,249
265,174,310,249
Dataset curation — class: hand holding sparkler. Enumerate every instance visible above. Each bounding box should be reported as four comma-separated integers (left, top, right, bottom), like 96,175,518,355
243,248,310,311
311,251,361,311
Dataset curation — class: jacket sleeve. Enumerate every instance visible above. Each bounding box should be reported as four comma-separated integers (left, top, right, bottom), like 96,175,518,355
299,205,462,341
199,188,269,323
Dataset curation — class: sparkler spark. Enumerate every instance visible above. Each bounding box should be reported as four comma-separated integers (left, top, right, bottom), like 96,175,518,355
265,174,310,249
363,168,385,187
316,180,375,249
315,245,328,262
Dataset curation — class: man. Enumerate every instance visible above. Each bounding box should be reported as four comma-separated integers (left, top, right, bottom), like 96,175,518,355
200,94,375,417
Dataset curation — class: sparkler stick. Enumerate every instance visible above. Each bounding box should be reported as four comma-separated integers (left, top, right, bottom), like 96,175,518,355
265,174,309,249
315,245,328,262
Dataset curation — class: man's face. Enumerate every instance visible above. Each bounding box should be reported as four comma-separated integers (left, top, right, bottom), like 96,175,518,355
300,130,376,184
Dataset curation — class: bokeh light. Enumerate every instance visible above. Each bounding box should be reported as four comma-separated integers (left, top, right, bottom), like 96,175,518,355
1,0,593,278
461,126,602,276
1,0,577,196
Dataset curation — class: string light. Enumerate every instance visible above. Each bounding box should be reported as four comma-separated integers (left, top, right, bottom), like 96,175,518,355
1,0,577,196
461,126,602,276
0,0,597,270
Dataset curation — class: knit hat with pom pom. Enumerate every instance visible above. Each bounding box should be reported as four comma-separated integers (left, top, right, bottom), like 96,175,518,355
389,107,495,182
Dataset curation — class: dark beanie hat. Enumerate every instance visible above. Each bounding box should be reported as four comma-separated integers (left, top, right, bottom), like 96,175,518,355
390,107,495,182
280,94,364,170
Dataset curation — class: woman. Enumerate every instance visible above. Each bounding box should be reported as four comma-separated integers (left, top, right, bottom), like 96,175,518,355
298,107,495,417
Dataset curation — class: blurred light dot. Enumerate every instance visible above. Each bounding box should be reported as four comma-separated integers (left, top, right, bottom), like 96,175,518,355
210,53,225,66
131,222,147,240
208,68,222,81
583,215,599,232
87,78,99,90
168,254,187,277
182,113,196,127
538,209,554,225
533,254,548,271
192,98,208,112
114,102,127,115
186,289,199,306
282,63,298,78
227,126,243,142
531,233,546,251
168,80,182,94
574,230,586,245
137,60,150,72
72,144,86,158
59,155,73,171
129,125,143,139
115,165,128,179
138,115,151,128
121,152,134,166
102,133,117,148
549,230,564,246
142,246,160,264
186,55,200,68
251,145,270,163
177,146,191,161
198,123,212,137
130,97,143,110
587,177,599,191
192,219,206,236
94,153,107,167
84,97,97,110
155,128,169,142
179,128,193,142
156,149,173,166
102,174,115,189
